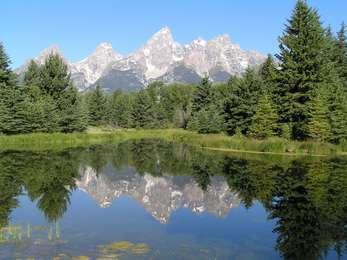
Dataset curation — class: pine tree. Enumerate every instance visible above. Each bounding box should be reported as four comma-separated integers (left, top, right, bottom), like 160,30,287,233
0,43,15,86
24,60,41,87
327,84,347,143
0,43,26,134
20,86,59,133
307,88,331,142
59,84,87,132
275,0,341,140
192,76,213,113
260,54,277,96
87,85,107,126
249,94,278,139
132,89,155,128
335,22,347,92
108,91,134,128
39,54,70,100
188,104,225,134
224,69,263,135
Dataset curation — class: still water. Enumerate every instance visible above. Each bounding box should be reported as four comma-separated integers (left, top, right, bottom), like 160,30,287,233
0,139,346,259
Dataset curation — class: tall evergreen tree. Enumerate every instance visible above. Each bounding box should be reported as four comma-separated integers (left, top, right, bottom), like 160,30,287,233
20,86,59,133
249,93,278,139
335,22,347,92
59,84,87,132
191,76,213,113
259,54,278,96
24,60,41,87
87,85,107,126
275,0,342,140
307,88,331,142
224,69,263,135
39,54,70,100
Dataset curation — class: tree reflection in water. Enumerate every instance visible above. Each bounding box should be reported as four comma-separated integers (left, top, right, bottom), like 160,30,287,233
0,139,346,259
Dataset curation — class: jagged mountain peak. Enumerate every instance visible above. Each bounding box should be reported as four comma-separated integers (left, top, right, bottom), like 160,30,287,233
35,44,66,64
17,28,266,91
211,34,232,44
96,42,114,50
71,42,123,87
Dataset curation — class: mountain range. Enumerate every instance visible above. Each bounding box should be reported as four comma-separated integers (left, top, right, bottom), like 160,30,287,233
17,27,266,92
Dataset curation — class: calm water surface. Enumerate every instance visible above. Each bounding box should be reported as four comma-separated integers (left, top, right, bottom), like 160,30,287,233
0,140,346,259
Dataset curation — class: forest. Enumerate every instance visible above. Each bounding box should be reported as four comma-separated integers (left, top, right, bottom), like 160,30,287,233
0,0,346,144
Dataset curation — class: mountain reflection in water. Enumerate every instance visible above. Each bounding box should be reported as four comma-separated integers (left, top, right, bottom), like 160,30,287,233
0,139,346,259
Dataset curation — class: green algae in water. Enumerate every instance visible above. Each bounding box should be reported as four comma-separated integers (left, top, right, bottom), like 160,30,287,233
99,241,151,257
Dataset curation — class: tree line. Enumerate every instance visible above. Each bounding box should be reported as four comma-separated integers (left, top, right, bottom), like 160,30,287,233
0,0,346,143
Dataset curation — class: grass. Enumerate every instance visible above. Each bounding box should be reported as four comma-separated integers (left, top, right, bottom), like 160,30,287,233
0,127,346,156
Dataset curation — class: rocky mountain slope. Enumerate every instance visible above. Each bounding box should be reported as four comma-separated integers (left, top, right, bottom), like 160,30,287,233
17,27,266,92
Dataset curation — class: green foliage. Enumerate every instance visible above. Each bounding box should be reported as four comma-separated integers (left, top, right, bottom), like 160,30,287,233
87,85,107,126
108,90,134,128
275,0,342,140
249,94,278,139
24,60,41,87
307,88,331,142
224,69,263,135
58,84,87,133
20,86,59,133
188,104,225,134
39,54,70,100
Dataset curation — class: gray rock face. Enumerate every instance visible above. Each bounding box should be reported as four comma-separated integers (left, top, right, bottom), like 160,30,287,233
17,27,266,92
76,165,240,223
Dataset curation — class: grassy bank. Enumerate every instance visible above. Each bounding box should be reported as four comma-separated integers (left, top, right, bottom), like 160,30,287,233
0,128,346,156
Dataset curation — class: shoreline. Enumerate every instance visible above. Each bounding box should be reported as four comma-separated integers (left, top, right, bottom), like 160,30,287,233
0,128,345,156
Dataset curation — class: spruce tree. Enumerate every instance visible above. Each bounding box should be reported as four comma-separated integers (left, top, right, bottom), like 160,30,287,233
335,22,347,92
132,89,155,128
59,84,87,132
20,86,59,133
307,88,331,141
108,91,134,128
192,76,213,113
188,104,225,134
39,54,70,100
275,0,341,140
24,60,41,87
224,69,263,135
327,84,347,143
249,93,278,139
87,85,107,126
260,55,277,96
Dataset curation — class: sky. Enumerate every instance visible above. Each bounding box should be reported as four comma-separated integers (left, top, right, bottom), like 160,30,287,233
1,0,347,68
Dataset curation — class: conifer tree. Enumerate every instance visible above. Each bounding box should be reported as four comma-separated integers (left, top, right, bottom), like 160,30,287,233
275,0,341,140
87,85,107,126
327,85,347,143
307,88,331,141
249,94,278,139
192,76,213,113
59,84,87,132
108,91,134,128
224,69,263,135
39,54,70,100
260,55,277,96
335,22,347,92
132,89,156,128
188,104,225,134
20,86,59,133
24,60,41,87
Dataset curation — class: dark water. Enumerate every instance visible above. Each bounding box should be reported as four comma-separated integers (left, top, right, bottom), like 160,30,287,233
0,140,346,259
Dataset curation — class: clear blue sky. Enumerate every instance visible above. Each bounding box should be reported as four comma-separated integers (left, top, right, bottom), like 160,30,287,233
2,0,346,68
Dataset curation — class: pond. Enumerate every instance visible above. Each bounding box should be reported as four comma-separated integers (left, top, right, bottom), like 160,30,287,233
0,139,346,259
